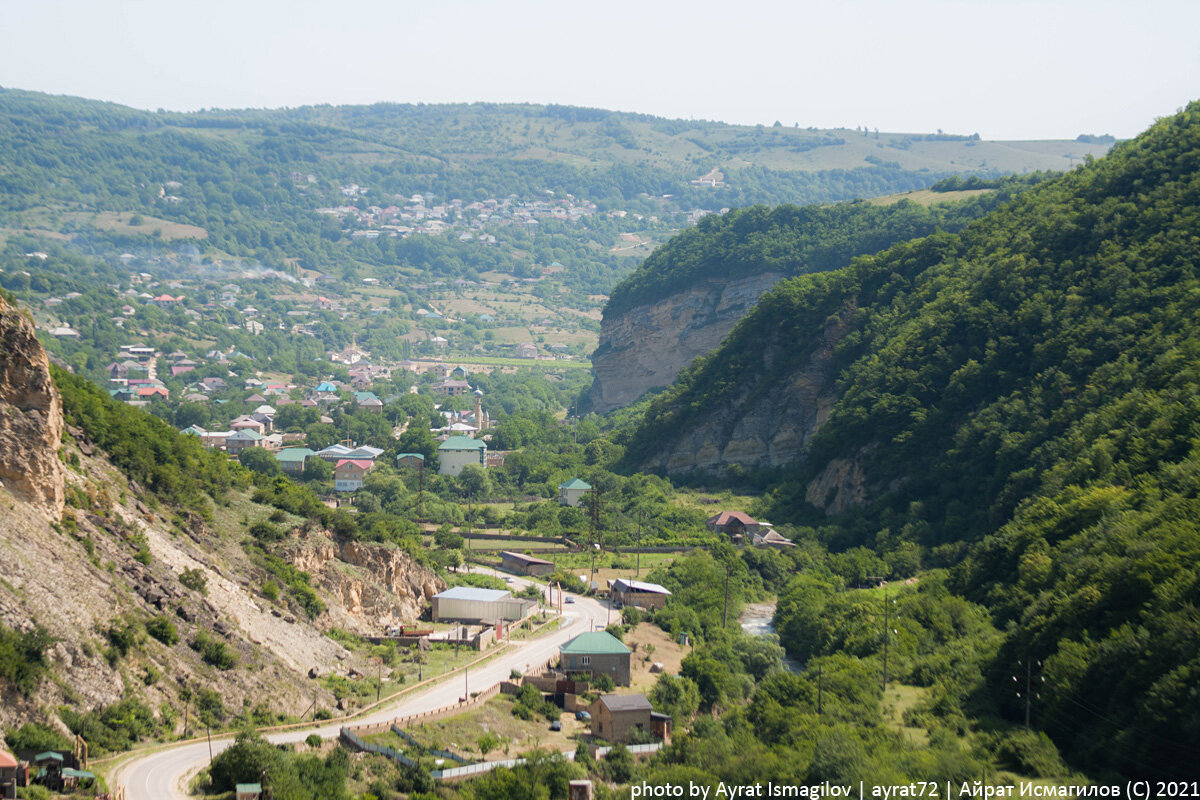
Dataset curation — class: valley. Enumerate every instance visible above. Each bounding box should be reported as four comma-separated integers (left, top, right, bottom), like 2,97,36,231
0,85,1195,800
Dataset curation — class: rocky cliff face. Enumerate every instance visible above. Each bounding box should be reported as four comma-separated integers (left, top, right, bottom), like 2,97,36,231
589,272,784,413
0,296,64,519
638,313,846,474
289,532,445,635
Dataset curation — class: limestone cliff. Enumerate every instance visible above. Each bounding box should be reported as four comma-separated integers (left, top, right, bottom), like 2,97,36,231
289,532,445,635
589,272,783,413
637,312,846,475
0,296,64,519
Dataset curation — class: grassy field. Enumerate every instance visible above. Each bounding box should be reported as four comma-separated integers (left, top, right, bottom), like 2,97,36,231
867,188,995,207
68,210,209,240
446,355,590,370
367,693,587,762
882,684,930,747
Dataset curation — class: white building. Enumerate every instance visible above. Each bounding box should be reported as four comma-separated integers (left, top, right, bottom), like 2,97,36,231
437,436,486,476
431,587,534,623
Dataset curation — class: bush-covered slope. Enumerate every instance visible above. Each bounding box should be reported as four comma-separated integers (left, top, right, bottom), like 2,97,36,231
619,102,1200,776
603,178,1043,316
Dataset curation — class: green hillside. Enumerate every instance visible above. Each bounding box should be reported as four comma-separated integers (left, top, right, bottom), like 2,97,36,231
619,102,1200,776
603,175,1045,315
0,87,1109,291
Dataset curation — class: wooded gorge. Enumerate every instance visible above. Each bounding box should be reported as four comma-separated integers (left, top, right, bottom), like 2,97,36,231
616,102,1200,779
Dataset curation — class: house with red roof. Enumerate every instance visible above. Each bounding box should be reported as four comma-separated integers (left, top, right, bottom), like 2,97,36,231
705,511,763,540
334,459,374,492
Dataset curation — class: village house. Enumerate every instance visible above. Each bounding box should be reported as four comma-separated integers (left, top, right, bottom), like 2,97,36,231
333,459,373,492
225,429,264,456
274,448,316,475
438,436,486,476
558,478,591,508
705,511,764,542
559,631,631,687
395,453,425,469
588,694,671,744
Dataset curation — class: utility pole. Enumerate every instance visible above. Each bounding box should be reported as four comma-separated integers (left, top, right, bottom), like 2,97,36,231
182,696,189,739
417,459,424,522
722,562,731,629
206,726,213,766
882,592,897,690
882,592,889,689
587,489,601,586
817,664,824,716
1014,657,1042,728
635,511,643,578
376,657,382,703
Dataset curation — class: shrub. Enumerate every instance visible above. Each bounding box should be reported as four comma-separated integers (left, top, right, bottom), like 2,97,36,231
191,631,237,670
0,624,54,695
146,616,179,646
179,567,207,594
5,722,70,753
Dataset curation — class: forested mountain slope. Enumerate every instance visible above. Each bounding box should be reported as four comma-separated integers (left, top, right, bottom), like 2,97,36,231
618,103,1200,776
588,180,1043,412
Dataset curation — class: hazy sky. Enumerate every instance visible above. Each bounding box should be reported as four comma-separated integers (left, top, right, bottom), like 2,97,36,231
1,0,1197,140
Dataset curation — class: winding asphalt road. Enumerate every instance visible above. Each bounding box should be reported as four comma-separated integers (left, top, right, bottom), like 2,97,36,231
110,575,610,799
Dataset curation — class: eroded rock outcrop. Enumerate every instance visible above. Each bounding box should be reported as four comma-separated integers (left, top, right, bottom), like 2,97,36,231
589,272,784,413
637,313,847,474
289,531,445,635
0,297,64,519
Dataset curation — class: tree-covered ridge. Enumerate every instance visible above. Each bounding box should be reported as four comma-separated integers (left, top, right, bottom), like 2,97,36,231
618,102,1200,776
603,177,1045,315
0,87,1102,284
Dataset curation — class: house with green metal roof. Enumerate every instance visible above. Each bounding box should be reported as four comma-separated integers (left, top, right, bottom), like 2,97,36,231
437,436,486,476
559,631,631,686
558,478,591,507
236,783,263,799
396,452,426,469
274,447,316,475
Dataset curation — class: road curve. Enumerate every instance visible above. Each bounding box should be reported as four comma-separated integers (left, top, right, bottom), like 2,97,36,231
111,579,610,800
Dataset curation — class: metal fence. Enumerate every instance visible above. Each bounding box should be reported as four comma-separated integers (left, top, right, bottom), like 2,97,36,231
339,727,417,768
390,726,472,765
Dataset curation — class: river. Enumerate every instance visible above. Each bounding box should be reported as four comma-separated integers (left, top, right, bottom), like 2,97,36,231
739,600,802,673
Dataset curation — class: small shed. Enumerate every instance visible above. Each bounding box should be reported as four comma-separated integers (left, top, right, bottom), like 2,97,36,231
236,783,263,800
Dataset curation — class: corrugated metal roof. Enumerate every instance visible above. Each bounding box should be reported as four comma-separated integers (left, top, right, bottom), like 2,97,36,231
613,579,671,596
274,447,316,462
559,478,591,489
501,551,554,566
439,436,486,451
435,586,511,602
560,631,630,655
598,694,652,712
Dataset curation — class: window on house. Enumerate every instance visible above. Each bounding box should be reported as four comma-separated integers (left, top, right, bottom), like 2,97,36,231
581,656,590,666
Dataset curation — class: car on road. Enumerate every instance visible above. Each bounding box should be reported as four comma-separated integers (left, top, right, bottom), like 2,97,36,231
575,710,591,721
550,720,562,731
565,597,575,603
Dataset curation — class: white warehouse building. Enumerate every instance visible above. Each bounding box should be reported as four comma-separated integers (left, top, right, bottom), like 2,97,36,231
431,586,534,623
